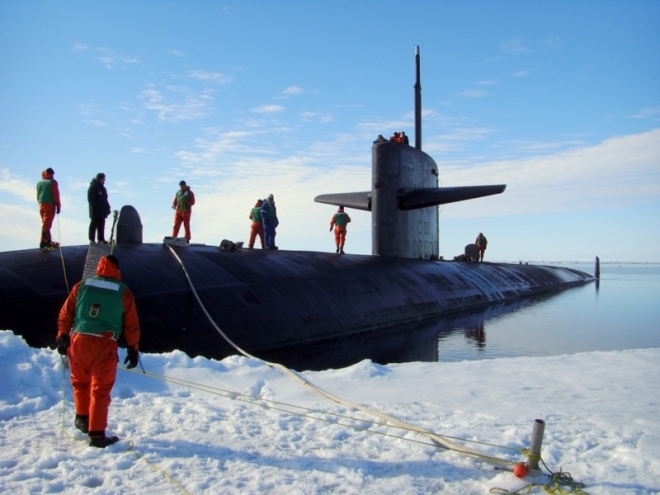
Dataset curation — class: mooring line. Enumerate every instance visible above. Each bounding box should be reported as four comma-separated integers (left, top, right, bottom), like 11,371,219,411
165,244,519,468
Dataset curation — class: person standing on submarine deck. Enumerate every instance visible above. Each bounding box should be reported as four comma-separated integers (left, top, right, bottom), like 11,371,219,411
475,232,488,262
36,167,61,250
248,199,265,249
261,193,279,250
171,180,195,243
330,205,351,254
87,172,111,244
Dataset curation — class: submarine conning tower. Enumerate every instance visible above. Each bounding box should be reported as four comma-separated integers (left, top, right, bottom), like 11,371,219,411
315,45,506,259
372,143,440,258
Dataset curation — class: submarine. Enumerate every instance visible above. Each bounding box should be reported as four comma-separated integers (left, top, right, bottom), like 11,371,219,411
0,47,593,361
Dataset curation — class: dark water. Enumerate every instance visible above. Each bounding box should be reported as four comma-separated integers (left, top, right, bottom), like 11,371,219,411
262,263,660,371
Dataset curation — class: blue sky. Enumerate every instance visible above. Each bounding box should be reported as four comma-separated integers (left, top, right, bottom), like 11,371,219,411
1,1,659,261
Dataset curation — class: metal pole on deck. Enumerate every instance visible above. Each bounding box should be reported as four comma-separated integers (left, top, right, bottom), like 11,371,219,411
527,419,546,475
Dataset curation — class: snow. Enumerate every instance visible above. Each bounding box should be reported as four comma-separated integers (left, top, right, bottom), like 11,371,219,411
1,330,659,494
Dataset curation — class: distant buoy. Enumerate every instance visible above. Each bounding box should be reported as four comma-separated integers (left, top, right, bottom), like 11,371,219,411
513,463,528,478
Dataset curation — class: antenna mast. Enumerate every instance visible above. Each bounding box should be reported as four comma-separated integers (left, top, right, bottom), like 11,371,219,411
414,45,422,151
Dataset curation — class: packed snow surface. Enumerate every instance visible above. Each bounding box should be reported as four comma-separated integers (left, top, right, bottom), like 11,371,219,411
1,331,658,494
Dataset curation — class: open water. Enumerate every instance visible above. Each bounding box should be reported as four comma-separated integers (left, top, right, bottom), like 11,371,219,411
264,262,660,371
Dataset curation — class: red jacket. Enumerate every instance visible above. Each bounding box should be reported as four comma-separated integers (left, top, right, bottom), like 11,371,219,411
57,257,140,349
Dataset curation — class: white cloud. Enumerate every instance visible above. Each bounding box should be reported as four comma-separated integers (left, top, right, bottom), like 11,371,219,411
438,129,660,218
282,86,303,95
139,85,214,121
460,89,487,99
95,48,140,69
540,37,564,50
626,107,660,120
187,70,233,85
0,169,38,202
430,127,494,144
251,105,285,114
300,111,333,123
501,38,531,54
82,119,107,127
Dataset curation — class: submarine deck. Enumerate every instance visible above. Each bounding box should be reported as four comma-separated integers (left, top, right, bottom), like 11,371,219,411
0,243,594,360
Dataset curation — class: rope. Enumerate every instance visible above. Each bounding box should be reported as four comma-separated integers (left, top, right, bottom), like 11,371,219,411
165,245,519,468
489,468,588,495
125,442,192,495
55,214,70,293
59,356,189,493
489,451,588,494
108,210,119,255
119,364,521,456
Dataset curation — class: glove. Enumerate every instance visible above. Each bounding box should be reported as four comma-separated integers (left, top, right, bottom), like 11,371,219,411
56,334,70,356
124,346,139,369
56,206,61,214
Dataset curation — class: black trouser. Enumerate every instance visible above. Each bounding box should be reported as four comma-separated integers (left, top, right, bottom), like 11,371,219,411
88,217,107,242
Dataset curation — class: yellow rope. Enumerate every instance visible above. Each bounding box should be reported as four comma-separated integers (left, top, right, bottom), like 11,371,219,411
59,356,189,493
125,442,192,495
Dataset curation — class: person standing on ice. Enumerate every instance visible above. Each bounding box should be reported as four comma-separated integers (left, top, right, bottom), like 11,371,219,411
35,167,61,250
171,180,195,243
87,172,111,244
260,193,279,249
329,205,351,254
248,199,265,249
475,232,488,262
55,255,141,448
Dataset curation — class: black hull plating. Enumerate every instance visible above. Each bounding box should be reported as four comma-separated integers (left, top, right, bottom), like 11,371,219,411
0,244,593,360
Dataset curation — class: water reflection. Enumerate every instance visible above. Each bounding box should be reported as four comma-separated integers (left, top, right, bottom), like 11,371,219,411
259,291,562,371
259,263,660,371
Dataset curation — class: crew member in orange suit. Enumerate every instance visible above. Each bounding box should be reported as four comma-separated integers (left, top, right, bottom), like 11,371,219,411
248,199,265,249
171,180,196,243
36,167,61,250
56,255,141,448
329,205,352,254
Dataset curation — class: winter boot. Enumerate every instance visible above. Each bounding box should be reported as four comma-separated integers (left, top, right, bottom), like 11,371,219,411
88,431,119,448
74,414,89,434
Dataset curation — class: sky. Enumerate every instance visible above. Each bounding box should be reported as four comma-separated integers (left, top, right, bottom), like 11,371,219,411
1,330,658,494
1,1,659,261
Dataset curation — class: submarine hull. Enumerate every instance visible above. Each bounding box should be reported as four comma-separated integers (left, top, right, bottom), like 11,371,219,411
0,244,593,360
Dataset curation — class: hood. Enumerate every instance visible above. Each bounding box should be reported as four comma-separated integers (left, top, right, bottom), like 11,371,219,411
95,256,121,280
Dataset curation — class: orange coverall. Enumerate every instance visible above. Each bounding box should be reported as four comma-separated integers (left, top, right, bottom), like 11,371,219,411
172,185,195,241
36,170,61,245
57,257,140,434
248,200,265,248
